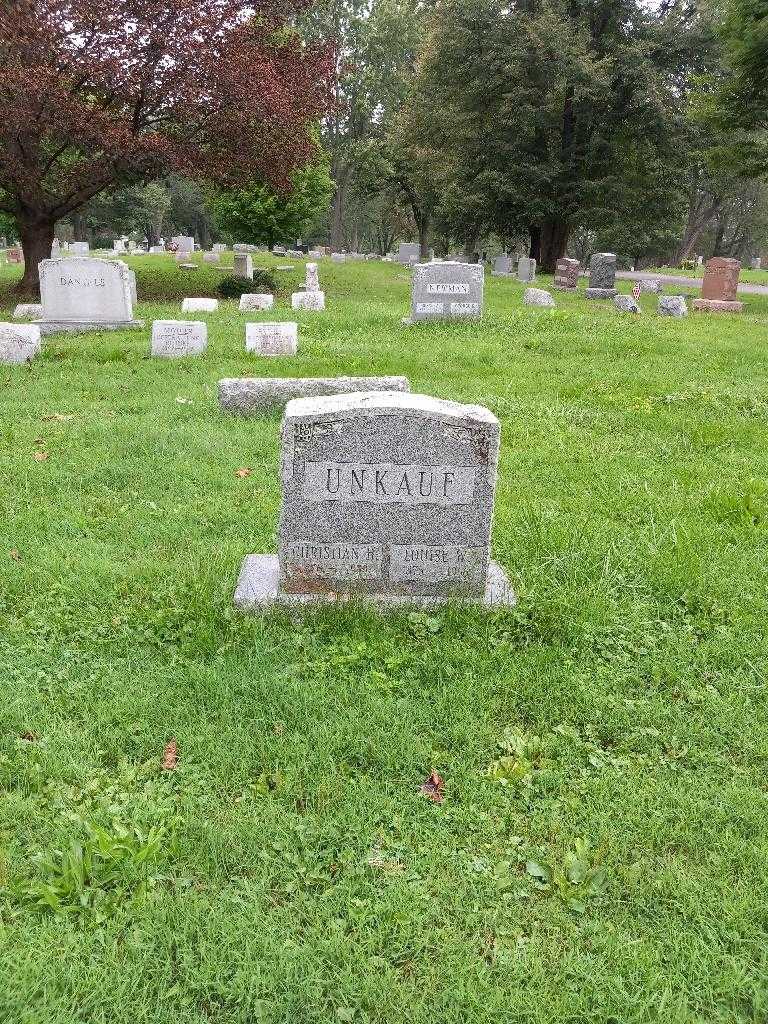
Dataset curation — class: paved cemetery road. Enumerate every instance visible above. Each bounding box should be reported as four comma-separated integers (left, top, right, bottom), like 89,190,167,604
617,270,768,296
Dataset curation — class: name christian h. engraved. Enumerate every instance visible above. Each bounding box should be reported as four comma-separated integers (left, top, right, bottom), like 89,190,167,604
302,461,477,505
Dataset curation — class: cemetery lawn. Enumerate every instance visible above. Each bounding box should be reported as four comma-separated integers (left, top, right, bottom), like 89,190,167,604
2,254,768,1024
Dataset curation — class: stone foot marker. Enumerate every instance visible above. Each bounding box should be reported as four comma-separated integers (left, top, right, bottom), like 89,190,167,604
692,258,744,313
181,298,218,313
406,261,483,323
13,303,43,320
614,293,640,313
234,391,515,610
239,294,274,311
245,322,298,356
151,320,207,358
0,323,41,363
523,287,555,308
585,253,617,299
219,375,411,414
554,258,580,290
291,291,326,311
658,295,688,317
37,256,144,334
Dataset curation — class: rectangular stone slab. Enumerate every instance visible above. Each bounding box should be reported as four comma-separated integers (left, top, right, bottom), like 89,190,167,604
218,375,411,413
39,256,135,322
276,391,500,600
409,262,484,322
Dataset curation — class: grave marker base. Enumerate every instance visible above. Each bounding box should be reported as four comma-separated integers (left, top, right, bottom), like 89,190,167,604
692,299,744,313
35,319,144,335
584,288,617,300
233,554,515,611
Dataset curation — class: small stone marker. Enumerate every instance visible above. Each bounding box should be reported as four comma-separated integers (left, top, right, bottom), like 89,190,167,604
234,391,514,610
0,323,41,363
517,256,536,283
331,253,346,263
523,287,555,308
70,242,90,256
181,298,219,313
292,262,325,310
149,245,165,254
7,248,23,264
640,278,662,294
13,303,43,320
37,256,143,334
239,294,274,311
218,375,411,414
233,254,254,280
492,255,513,277
213,243,228,253
751,257,761,270
585,253,617,299
203,252,220,263
172,235,195,253
397,242,420,264
553,258,580,290
692,258,744,313
407,261,483,323
658,295,688,317
245,322,298,356
614,294,640,313
151,320,207,358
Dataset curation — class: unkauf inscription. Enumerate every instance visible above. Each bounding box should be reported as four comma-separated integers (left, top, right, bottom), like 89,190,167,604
302,461,476,504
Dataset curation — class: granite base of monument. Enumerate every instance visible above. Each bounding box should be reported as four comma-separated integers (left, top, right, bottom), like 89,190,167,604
35,319,144,335
233,554,515,611
692,298,744,313
585,288,617,300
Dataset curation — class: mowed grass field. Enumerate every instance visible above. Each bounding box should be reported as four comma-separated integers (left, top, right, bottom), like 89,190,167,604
1,253,768,1023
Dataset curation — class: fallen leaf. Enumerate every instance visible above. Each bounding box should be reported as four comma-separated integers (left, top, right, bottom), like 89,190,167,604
34,437,45,444
20,730,38,742
418,769,445,803
234,468,253,478
162,739,178,771
9,549,20,561
32,451,49,461
42,413,74,422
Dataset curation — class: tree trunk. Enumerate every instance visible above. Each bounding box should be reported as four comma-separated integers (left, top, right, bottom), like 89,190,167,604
529,224,541,262
419,218,431,260
539,216,570,273
463,228,479,262
330,172,348,251
16,216,55,295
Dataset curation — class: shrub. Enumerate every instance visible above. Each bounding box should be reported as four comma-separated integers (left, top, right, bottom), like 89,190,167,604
217,269,277,298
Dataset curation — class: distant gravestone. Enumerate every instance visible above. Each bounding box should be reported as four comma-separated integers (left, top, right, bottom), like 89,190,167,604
219,375,411,414
213,243,228,253
292,262,325,310
181,297,218,313
407,261,483,323
397,242,420,264
172,235,195,253
658,295,688,317
150,245,165,254
239,294,274,311
245,322,298,356
523,287,555,308
7,248,23,264
233,254,254,280
554,258,580,290
38,257,143,334
640,278,662,294
751,257,762,270
517,256,536,283
692,258,744,313
331,253,346,264
113,239,126,253
70,242,89,256
233,391,514,610
203,252,220,263
492,255,513,277
273,246,287,256
585,253,617,299
0,323,41,363
151,320,207,358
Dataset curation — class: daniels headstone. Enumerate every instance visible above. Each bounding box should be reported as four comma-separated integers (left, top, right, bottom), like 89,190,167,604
408,261,483,322
151,320,207,358
585,253,617,299
692,258,744,313
234,392,514,609
554,257,580,290
37,257,143,334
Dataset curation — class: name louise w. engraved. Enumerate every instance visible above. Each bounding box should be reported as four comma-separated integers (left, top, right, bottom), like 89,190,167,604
303,462,476,504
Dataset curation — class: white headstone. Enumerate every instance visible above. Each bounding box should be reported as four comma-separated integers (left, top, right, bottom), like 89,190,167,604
151,320,208,358
245,322,298,356
181,298,219,313
39,257,136,326
239,294,274,311
173,235,195,253
291,291,325,311
0,323,41,363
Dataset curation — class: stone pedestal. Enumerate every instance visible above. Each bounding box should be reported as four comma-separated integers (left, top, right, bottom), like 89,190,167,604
692,298,744,313
585,287,617,300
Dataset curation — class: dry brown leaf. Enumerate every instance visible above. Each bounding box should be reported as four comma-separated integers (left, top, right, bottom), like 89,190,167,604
32,451,50,461
9,549,21,561
162,739,178,771
20,730,38,742
234,468,253,478
42,413,74,422
418,770,445,803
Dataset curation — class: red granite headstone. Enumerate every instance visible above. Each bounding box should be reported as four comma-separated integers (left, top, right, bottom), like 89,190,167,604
554,257,580,290
693,257,744,313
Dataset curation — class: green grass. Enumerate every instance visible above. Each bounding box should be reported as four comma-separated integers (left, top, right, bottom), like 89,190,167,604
1,255,768,1023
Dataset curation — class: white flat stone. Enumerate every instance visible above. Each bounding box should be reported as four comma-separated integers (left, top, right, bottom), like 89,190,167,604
181,298,218,313
0,323,41,363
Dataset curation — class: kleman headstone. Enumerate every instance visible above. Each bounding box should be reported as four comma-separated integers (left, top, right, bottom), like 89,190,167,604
406,261,483,323
151,320,207,358
554,258,580,290
585,253,617,299
692,258,744,313
245,322,298,356
37,257,143,334
233,392,514,610
0,323,41,363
